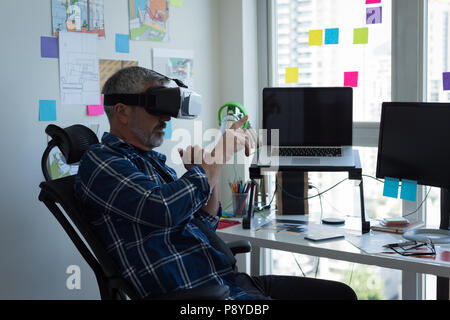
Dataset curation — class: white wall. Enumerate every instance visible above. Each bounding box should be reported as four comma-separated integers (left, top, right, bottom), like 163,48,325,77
0,0,223,299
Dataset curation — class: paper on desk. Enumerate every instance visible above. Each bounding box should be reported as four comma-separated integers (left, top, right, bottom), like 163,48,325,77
346,232,400,254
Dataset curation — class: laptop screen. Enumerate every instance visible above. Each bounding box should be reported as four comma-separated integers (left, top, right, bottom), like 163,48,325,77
262,87,353,146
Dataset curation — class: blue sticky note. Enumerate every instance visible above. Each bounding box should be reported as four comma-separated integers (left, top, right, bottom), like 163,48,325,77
39,100,57,121
115,34,130,53
383,177,399,199
164,121,172,139
400,179,418,202
325,28,339,45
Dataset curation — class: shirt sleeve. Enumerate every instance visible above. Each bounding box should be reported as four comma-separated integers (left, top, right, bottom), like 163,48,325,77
194,202,223,231
75,148,211,229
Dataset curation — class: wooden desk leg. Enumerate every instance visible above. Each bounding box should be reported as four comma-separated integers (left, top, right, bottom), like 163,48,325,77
250,245,261,276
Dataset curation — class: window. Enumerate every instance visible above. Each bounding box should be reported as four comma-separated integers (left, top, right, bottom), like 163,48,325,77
424,0,450,300
265,0,403,300
275,0,391,122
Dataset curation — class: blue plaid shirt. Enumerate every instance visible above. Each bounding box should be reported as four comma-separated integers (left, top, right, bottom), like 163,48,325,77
74,132,252,299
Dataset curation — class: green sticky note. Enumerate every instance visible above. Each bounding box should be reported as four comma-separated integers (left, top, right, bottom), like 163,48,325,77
400,179,418,202
285,67,299,83
39,100,57,121
309,30,323,46
383,177,399,199
170,0,182,7
353,27,369,44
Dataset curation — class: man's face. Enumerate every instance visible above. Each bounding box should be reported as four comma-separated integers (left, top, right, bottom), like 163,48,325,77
127,82,175,150
129,107,171,149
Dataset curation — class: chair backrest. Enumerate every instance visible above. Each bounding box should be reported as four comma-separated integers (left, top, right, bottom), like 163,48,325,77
39,175,140,300
39,124,139,300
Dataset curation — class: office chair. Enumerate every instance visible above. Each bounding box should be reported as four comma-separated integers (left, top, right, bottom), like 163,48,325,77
38,124,251,300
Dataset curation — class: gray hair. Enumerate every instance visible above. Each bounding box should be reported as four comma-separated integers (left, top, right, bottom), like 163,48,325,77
102,66,171,121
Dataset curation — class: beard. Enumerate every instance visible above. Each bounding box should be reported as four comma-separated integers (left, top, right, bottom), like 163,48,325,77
130,121,166,149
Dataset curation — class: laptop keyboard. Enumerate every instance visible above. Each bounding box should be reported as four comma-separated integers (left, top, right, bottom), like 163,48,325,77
277,147,342,157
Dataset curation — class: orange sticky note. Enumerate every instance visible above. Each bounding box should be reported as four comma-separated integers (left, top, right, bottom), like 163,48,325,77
309,30,323,46
87,97,104,116
344,72,359,87
285,67,299,83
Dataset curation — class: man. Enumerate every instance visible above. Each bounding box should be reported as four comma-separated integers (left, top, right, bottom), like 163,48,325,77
75,66,357,300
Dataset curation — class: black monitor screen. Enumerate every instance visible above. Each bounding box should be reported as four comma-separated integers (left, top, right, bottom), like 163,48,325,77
262,87,353,146
376,102,450,189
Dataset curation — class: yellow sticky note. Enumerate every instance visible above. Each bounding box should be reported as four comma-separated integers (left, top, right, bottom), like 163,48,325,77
309,30,323,46
285,67,299,83
170,0,182,7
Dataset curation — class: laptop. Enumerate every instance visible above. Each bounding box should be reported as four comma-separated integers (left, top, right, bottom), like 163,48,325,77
258,87,355,167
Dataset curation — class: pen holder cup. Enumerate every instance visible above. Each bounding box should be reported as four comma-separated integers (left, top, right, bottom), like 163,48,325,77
232,193,249,218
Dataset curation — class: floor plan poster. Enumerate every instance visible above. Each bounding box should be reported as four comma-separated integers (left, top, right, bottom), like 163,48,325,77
59,32,100,106
99,60,139,90
153,48,194,88
52,0,105,39
129,0,170,41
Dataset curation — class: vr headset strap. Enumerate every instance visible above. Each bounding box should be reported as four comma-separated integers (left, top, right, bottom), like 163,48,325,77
103,94,156,107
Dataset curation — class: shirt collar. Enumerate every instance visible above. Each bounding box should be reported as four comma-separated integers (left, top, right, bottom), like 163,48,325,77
101,132,167,164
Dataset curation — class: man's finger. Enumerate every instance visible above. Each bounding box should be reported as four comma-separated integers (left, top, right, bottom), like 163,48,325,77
230,115,248,130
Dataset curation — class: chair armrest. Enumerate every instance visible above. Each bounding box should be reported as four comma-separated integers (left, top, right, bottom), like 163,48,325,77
227,240,252,255
145,285,230,300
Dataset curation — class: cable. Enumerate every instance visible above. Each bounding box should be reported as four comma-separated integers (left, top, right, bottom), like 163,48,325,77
362,174,384,183
363,174,433,219
348,263,355,286
403,187,432,218
291,253,306,277
276,177,349,202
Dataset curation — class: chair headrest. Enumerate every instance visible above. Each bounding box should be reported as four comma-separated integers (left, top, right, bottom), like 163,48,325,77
46,125,99,164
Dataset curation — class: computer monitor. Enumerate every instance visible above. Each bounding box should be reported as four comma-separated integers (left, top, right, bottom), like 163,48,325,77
262,87,353,146
376,102,450,230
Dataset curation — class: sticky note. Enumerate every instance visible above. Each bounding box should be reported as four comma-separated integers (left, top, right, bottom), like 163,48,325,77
443,72,450,90
41,36,59,58
285,67,299,83
366,0,381,4
383,177,399,199
39,100,57,121
400,179,418,202
164,121,173,139
170,0,182,6
309,30,323,46
353,27,369,44
325,28,339,45
115,34,130,53
87,97,104,116
366,7,382,24
344,72,359,87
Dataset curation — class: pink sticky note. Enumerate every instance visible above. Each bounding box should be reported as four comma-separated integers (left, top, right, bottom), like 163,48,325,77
366,0,381,4
344,72,359,87
87,97,104,116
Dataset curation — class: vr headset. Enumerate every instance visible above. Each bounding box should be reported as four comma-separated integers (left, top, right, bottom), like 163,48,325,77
103,77,202,120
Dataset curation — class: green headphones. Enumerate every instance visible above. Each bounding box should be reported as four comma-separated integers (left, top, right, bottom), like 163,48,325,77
218,102,250,129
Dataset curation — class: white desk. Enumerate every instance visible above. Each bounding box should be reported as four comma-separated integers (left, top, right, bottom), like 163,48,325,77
217,213,450,297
